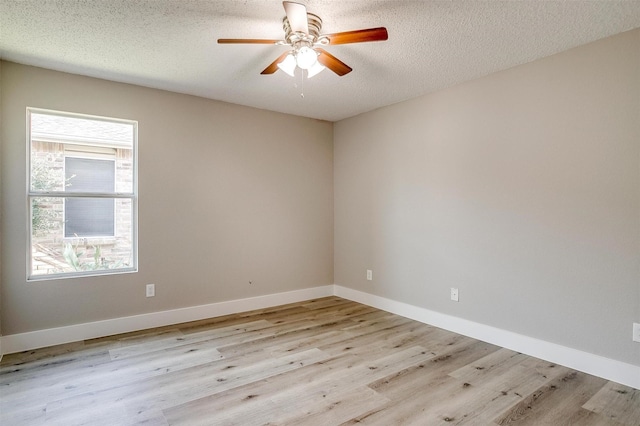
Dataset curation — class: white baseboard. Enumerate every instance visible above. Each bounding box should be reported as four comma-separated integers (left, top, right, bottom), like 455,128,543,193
0,285,334,355
2,283,638,390
334,285,640,390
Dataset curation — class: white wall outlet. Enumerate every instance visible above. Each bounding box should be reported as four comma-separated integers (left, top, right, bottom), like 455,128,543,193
146,284,155,298
633,323,640,343
366,269,373,281
450,287,459,302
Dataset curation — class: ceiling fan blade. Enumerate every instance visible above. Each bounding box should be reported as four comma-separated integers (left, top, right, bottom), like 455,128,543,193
316,48,352,76
283,1,309,34
324,27,388,45
218,38,281,44
261,51,291,75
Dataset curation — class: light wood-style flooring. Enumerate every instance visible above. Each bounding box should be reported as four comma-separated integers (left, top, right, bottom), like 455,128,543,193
1,297,638,425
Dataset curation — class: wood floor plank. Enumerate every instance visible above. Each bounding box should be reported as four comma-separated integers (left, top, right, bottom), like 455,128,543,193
0,403,46,426
494,371,619,425
178,305,311,334
173,299,333,336
154,318,322,362
2,346,222,423
301,296,355,310
339,313,416,333
313,303,379,321
163,353,365,425
1,297,637,426
108,319,272,360
244,297,341,316
85,328,183,349
164,346,434,425
448,347,572,398
344,374,520,425
45,399,168,426
1,341,223,406
0,346,111,385
318,318,432,357
221,298,364,330
44,348,330,419
582,381,640,425
266,329,358,357
276,385,391,426
216,317,360,358
0,341,88,365
368,339,501,401
383,325,477,357
338,307,400,325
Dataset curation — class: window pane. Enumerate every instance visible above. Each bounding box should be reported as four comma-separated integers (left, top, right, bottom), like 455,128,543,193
65,157,115,192
65,198,115,237
31,196,134,277
30,111,134,194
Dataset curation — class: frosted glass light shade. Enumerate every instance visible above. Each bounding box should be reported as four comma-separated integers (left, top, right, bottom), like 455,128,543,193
277,53,296,77
296,46,318,70
306,60,325,78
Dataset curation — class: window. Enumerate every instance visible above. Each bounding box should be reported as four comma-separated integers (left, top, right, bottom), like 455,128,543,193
28,108,137,279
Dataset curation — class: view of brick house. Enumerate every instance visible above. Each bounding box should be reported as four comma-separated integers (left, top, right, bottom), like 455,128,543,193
29,111,136,277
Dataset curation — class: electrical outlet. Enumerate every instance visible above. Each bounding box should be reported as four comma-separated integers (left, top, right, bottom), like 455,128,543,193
633,323,640,343
450,287,459,302
366,269,373,281
146,284,155,298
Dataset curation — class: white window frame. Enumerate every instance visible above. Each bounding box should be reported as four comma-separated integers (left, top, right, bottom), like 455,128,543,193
27,107,138,281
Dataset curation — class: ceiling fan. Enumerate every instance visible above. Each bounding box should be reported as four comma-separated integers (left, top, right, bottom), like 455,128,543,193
218,1,388,78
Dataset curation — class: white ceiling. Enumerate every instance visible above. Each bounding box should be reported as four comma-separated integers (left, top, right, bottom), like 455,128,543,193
2,1,640,122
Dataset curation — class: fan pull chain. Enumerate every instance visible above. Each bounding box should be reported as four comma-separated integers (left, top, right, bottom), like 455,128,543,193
293,69,305,98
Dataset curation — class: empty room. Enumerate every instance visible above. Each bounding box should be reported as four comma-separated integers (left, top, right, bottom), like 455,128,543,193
1,1,639,424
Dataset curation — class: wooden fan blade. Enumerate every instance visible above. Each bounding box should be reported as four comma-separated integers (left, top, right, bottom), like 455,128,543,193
324,27,388,45
218,38,281,44
261,51,291,75
316,48,352,76
283,1,308,34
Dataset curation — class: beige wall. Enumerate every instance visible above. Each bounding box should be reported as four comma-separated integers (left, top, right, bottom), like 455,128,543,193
0,62,334,334
334,29,640,366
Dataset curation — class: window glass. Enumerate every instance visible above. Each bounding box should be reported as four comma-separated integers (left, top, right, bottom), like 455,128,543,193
28,109,137,279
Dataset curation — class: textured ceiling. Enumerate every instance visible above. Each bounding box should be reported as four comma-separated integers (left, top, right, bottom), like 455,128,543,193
2,1,640,122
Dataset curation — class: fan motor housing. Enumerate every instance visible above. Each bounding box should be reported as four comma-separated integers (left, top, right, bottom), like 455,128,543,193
283,13,322,44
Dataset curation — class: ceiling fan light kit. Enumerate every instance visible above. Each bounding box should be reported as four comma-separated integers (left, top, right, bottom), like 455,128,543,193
276,53,297,76
218,1,388,79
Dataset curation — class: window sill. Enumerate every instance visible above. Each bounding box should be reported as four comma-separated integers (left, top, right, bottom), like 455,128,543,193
28,267,138,282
